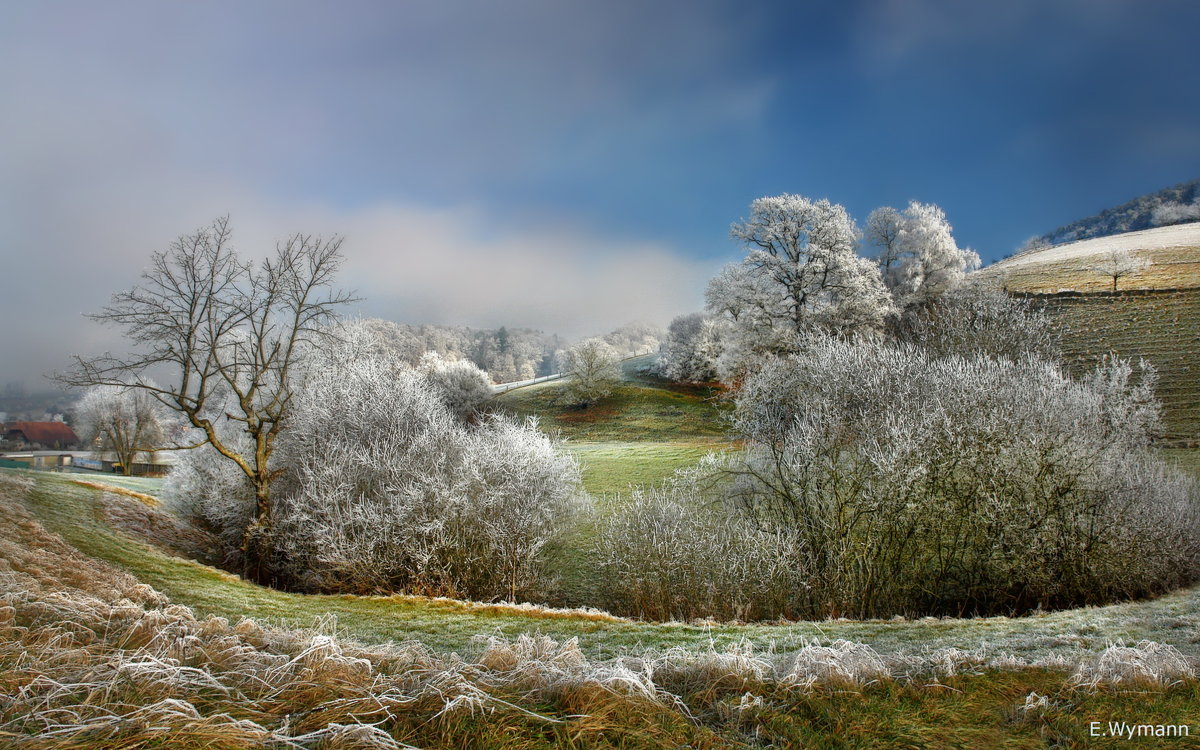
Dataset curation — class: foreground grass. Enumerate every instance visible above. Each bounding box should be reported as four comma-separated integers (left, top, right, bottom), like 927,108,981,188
5,470,1200,747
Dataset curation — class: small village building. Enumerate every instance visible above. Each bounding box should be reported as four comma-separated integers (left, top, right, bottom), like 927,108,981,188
3,421,80,450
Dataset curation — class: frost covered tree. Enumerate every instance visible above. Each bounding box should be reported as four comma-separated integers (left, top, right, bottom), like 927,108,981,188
656,313,724,383
726,195,893,337
1091,248,1150,292
867,201,980,310
865,206,904,286
602,321,665,358
61,217,354,582
416,351,493,420
1150,197,1200,226
558,338,621,406
74,384,168,475
702,195,892,381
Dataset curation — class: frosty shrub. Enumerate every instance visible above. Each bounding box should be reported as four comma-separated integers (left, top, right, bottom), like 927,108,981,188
416,351,493,419
656,313,724,384
722,337,1200,618
269,355,582,601
164,425,256,571
588,484,809,622
892,282,1059,363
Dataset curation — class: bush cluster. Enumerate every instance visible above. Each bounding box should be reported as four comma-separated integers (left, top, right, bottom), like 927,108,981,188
587,485,808,622
168,351,582,602
720,338,1199,617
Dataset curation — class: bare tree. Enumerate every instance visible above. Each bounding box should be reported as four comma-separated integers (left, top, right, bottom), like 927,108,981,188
1091,248,1150,292
75,384,168,475
60,217,354,581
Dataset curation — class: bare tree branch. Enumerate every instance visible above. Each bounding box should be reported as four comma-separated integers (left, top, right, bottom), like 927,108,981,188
57,217,357,582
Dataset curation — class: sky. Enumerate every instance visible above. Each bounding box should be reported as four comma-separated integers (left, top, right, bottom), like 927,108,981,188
2,0,1198,387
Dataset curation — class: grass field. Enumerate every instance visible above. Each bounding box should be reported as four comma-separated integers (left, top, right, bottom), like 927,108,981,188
499,355,726,441
566,440,725,495
498,357,733,495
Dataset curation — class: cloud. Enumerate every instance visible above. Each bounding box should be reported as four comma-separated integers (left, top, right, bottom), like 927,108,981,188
0,173,719,386
1,1,751,387
334,205,722,338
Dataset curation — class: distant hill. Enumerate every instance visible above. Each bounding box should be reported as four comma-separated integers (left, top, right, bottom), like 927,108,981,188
1036,179,1199,246
979,223,1200,293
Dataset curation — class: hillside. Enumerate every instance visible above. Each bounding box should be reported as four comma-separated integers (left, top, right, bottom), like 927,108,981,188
497,355,731,494
1035,178,1200,246
980,223,1200,293
978,225,1200,440
1018,289,1200,440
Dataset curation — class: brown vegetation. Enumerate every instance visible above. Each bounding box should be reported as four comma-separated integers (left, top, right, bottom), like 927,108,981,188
2,473,1198,747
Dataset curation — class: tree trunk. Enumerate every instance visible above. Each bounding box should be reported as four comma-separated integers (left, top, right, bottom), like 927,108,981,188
118,446,135,475
242,479,274,585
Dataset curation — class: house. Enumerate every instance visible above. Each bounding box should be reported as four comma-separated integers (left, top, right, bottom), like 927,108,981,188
3,421,80,450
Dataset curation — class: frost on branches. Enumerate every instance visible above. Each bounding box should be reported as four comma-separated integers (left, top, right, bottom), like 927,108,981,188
718,338,1199,618
656,313,725,384
168,337,583,602
866,201,980,311
727,195,894,337
558,338,621,406
701,195,894,381
74,384,170,475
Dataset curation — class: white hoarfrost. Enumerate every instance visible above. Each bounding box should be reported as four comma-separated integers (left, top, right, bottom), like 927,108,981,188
868,201,980,309
987,222,1200,271
725,194,894,338
1070,641,1196,689
168,338,583,601
557,337,621,406
74,383,171,473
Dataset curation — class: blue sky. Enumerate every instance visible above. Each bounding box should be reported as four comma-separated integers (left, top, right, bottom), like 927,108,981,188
2,0,1198,384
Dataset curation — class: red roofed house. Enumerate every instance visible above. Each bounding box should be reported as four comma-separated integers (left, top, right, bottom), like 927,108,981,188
4,421,80,450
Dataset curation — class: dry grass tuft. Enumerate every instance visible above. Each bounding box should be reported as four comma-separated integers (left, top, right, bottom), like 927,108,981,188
783,639,891,689
1070,640,1197,689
